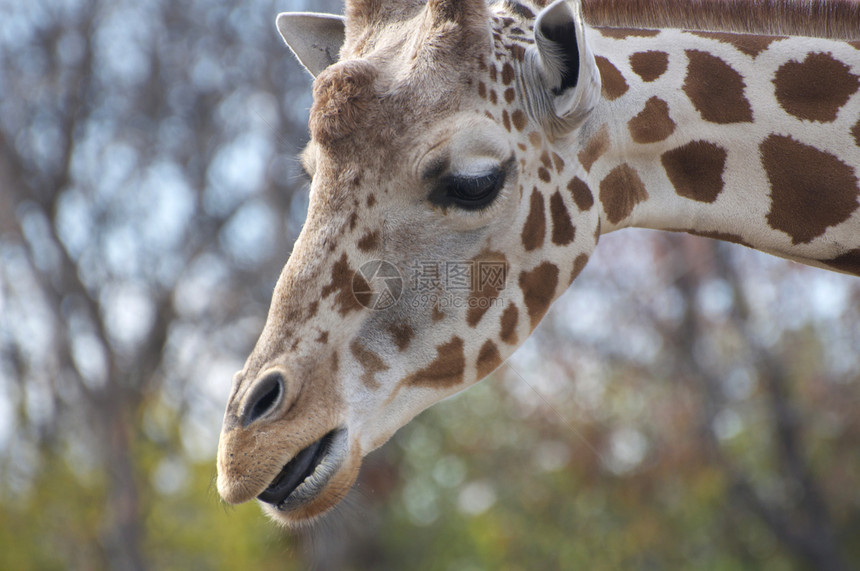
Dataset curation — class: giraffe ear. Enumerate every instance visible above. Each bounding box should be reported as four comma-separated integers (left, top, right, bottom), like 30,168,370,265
276,13,346,77
532,0,601,135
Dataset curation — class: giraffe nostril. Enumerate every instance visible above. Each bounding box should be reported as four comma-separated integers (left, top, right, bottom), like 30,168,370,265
242,372,285,427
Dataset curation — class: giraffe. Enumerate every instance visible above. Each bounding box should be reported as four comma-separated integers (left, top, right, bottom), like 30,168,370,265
216,0,860,526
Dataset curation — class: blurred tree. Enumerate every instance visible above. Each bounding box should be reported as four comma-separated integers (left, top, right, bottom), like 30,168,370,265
0,0,337,568
1,0,858,570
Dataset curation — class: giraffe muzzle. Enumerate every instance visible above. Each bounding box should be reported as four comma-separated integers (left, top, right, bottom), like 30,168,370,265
256,427,348,510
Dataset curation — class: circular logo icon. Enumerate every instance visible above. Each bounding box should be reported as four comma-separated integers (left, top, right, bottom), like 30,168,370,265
352,260,403,310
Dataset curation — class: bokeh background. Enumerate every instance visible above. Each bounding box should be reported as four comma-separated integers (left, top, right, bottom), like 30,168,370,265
1,0,859,568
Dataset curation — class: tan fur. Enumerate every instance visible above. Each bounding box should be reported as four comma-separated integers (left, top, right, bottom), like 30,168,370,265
344,0,424,56
427,0,490,25
345,0,424,28
310,60,381,145
581,0,860,39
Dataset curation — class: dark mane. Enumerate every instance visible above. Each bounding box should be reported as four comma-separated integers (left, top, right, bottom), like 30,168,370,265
580,0,860,39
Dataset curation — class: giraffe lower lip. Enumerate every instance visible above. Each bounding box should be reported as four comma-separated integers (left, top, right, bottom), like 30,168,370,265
257,430,337,506
257,428,350,509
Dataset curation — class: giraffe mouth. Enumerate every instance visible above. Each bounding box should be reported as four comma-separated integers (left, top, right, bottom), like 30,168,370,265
256,428,347,510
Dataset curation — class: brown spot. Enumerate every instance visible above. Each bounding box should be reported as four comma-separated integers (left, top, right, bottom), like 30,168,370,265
628,96,676,144
629,51,669,82
683,50,753,124
316,331,329,344
366,194,376,207
467,250,508,328
692,32,783,57
540,151,552,169
502,63,515,85
330,352,339,375
567,177,594,211
538,167,552,183
432,304,445,322
552,153,565,173
850,41,860,51
661,141,727,203
595,56,629,100
761,134,859,244
321,253,365,315
357,230,380,252
853,116,860,146
404,336,465,388
569,253,589,284
504,88,516,103
825,249,860,276
307,300,319,320
490,90,498,105
388,322,414,351
598,28,659,39
578,125,609,172
519,262,559,329
509,44,526,62
476,340,502,379
511,109,528,131
774,52,860,122
521,188,546,251
508,3,534,18
348,211,359,231
502,109,511,131
478,81,487,99
549,191,576,245
489,65,498,83
599,164,649,225
351,339,388,389
528,131,542,148
499,302,519,344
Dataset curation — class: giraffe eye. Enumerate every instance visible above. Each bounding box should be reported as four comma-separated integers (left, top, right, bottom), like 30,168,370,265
433,168,506,210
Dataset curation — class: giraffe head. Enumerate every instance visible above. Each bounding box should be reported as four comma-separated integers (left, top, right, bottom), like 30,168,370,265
216,0,602,526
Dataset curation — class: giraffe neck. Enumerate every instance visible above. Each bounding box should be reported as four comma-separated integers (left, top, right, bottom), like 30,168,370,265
579,27,860,273
582,0,860,41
